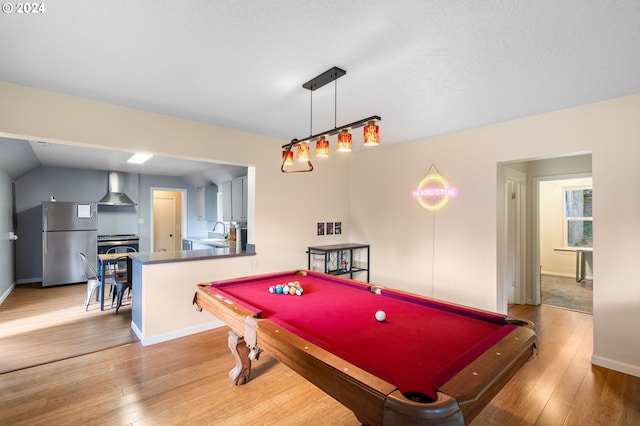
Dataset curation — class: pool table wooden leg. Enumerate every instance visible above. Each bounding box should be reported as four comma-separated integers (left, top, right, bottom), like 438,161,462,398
228,331,251,385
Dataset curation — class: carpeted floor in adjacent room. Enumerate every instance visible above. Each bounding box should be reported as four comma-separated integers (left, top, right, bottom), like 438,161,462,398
541,274,593,314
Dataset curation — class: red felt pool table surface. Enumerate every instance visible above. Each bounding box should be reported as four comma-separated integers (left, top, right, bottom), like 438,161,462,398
194,270,537,425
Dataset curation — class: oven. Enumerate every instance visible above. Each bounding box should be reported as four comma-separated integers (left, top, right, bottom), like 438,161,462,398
97,234,140,254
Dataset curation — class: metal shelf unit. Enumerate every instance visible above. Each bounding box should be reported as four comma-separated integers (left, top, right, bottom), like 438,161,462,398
307,243,370,282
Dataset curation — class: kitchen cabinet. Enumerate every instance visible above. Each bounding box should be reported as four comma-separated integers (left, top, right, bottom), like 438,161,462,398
221,177,247,221
197,185,218,221
221,181,232,221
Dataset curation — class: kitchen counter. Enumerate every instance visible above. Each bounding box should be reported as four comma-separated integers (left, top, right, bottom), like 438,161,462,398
130,246,253,266
129,245,256,347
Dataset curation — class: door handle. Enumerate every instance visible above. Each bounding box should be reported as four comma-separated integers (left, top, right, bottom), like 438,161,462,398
169,234,173,237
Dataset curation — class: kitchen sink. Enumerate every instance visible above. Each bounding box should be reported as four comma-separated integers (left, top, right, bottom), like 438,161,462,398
200,238,228,244
198,238,230,248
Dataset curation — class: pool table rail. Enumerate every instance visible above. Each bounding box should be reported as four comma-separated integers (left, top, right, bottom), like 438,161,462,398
439,320,537,422
194,283,259,337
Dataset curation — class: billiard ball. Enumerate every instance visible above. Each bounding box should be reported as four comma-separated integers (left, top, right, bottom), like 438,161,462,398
295,287,304,296
375,310,386,322
268,285,276,293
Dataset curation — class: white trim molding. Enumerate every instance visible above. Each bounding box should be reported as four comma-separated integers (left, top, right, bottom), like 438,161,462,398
131,319,225,347
592,355,640,379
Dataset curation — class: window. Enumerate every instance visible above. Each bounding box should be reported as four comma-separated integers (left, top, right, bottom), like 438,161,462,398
564,187,592,248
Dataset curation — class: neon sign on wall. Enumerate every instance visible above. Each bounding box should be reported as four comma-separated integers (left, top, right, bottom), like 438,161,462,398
412,165,457,211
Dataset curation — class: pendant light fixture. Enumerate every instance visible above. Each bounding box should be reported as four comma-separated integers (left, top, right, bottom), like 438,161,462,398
315,137,329,157
296,143,310,162
363,121,380,146
337,129,352,152
281,66,381,173
281,149,293,165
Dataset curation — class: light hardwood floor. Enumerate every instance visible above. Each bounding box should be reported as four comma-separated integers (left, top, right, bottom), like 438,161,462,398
1,285,639,425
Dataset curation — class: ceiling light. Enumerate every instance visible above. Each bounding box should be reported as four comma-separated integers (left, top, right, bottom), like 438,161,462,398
337,130,352,152
281,149,294,165
296,143,310,162
363,121,380,146
315,137,329,157
281,66,381,173
128,153,153,164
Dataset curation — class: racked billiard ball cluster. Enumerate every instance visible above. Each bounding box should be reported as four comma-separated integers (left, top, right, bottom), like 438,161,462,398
269,280,304,296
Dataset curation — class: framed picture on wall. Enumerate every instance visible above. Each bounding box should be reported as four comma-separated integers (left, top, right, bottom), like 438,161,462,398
327,222,334,235
317,222,325,235
335,222,342,234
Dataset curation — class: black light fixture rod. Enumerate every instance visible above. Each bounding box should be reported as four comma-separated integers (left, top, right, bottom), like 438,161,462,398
282,115,381,149
302,66,346,91
334,78,338,128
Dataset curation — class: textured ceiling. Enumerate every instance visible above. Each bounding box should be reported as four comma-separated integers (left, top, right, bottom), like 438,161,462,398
1,0,640,148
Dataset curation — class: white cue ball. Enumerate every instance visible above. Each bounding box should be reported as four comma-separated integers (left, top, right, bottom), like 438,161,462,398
375,310,386,322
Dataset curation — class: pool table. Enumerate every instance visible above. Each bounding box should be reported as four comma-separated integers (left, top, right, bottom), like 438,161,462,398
193,270,537,425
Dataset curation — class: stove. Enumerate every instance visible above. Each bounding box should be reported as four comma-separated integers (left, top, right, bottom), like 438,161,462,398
97,234,140,253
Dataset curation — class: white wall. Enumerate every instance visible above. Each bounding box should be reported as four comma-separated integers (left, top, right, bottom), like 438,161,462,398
2,82,639,378
350,94,640,378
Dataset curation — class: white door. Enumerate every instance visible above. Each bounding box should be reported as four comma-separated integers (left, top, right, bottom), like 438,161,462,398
506,178,525,304
498,166,527,311
153,196,176,252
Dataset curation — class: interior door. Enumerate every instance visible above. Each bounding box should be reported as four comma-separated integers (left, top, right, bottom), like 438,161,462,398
499,166,527,308
153,196,177,251
506,179,524,304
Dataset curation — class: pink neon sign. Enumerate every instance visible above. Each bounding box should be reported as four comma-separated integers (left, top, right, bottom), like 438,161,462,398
412,171,457,211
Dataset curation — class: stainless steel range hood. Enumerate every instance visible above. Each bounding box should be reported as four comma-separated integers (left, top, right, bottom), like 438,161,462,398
98,171,136,205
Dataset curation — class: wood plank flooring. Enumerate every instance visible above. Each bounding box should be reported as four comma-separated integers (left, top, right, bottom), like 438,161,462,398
1,286,639,425
0,283,136,373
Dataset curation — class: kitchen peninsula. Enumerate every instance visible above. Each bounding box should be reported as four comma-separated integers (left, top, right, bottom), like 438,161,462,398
129,246,255,346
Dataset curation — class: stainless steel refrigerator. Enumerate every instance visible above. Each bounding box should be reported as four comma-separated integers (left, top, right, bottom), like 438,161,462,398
42,201,97,287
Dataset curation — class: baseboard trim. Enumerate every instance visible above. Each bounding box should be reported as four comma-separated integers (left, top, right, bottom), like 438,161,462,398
592,354,640,378
0,282,15,305
16,277,42,285
131,320,225,346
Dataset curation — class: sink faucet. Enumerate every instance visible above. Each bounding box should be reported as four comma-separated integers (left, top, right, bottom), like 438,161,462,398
212,221,227,237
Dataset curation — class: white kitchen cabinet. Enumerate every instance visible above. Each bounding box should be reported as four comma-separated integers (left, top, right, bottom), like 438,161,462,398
221,181,232,221
232,176,247,221
196,185,218,221
221,177,247,221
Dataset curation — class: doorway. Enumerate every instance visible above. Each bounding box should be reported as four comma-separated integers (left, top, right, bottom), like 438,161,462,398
537,176,593,313
151,189,186,252
498,154,593,314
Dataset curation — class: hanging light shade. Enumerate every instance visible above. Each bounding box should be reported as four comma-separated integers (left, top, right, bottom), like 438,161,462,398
337,130,352,152
297,143,310,162
363,121,380,146
281,149,294,165
315,137,329,157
